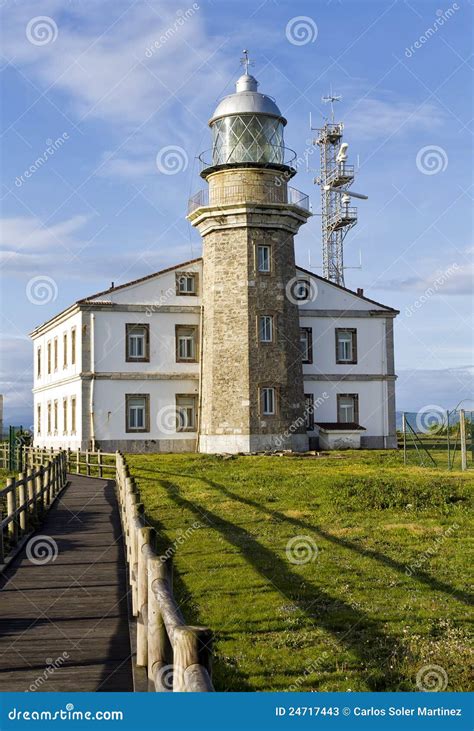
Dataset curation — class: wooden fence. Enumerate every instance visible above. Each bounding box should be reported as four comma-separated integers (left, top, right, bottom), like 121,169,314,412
24,446,117,478
0,451,68,565
116,452,214,692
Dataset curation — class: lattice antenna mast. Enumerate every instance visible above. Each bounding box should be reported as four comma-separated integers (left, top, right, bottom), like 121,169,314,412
312,94,366,287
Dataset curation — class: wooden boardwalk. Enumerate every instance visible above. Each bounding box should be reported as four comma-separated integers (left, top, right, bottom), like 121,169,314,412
0,475,133,692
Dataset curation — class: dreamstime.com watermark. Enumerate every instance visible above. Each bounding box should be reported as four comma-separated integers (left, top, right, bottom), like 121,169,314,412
274,392,329,448
405,523,459,576
145,4,200,58
158,521,203,563
404,263,458,317
8,704,123,722
405,3,460,58
15,133,69,187
288,651,330,691
26,653,70,692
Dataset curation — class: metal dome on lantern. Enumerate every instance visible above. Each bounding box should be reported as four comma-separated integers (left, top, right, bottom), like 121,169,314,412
199,51,297,176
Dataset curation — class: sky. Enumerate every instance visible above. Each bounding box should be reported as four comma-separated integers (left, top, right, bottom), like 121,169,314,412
0,0,472,427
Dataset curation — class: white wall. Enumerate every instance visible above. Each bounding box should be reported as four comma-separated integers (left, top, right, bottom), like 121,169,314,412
303,380,388,438
93,378,199,441
34,379,83,449
91,263,202,307
299,315,387,376
93,310,200,375
33,310,82,390
32,310,83,449
295,269,384,312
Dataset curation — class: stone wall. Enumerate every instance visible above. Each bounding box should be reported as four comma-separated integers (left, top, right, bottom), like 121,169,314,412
191,166,311,453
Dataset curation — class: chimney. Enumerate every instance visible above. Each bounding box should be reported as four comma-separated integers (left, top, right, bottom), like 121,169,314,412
357,287,364,297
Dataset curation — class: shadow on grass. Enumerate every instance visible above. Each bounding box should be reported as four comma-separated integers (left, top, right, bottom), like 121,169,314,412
157,476,413,691
151,466,472,609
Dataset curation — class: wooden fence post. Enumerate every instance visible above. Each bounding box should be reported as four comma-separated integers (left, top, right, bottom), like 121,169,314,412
148,555,173,690
27,467,37,522
460,409,467,471
173,626,213,692
6,477,18,544
35,465,44,513
136,526,153,667
44,461,51,506
18,472,27,533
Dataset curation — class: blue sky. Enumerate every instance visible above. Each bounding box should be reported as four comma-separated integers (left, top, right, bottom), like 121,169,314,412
1,0,472,426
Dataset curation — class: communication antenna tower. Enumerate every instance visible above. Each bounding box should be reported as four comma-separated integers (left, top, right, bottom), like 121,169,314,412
312,93,367,286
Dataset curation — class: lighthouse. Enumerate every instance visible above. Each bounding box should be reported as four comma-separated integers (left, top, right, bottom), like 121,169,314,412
188,54,311,453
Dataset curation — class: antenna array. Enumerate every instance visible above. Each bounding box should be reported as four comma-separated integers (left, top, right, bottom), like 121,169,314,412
312,95,366,287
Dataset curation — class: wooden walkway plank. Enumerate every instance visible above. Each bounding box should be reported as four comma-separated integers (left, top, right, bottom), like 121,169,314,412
0,475,133,692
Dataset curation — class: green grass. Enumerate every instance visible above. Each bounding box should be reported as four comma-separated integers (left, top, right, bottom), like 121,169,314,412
128,450,473,692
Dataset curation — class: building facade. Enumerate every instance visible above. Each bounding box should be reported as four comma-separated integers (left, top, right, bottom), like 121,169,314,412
31,70,398,453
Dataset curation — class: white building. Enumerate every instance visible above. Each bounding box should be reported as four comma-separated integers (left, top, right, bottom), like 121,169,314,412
31,258,398,452
31,67,398,453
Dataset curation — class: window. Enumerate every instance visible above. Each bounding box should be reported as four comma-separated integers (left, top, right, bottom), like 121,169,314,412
176,272,197,295
300,327,313,363
293,279,310,301
336,328,357,364
71,328,76,365
257,244,271,273
261,386,277,416
176,325,198,362
71,396,76,434
63,333,68,368
126,394,150,432
259,315,273,343
126,324,150,362
176,395,197,432
37,404,41,435
47,402,52,435
305,394,314,431
47,342,51,374
337,394,359,424
37,347,41,378
53,400,58,433
63,398,68,435
53,338,58,371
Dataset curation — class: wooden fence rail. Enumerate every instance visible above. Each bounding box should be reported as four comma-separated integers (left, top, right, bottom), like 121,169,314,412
115,452,214,692
0,451,68,566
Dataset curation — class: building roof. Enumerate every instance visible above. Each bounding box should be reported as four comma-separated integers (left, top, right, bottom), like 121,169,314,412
295,264,399,313
30,256,398,337
77,258,201,304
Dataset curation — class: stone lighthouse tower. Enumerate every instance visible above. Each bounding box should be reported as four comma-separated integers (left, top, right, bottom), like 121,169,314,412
188,56,311,453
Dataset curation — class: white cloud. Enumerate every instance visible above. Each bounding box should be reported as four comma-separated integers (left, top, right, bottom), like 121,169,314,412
0,214,89,252
375,257,473,296
344,97,445,141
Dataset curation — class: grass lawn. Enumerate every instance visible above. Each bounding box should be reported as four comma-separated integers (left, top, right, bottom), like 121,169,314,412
127,450,473,692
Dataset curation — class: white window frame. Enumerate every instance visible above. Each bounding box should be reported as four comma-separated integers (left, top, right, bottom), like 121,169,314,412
257,244,271,273
337,332,353,362
338,395,358,423
126,395,149,432
177,273,197,295
261,387,276,416
71,396,76,435
176,395,196,432
259,315,273,343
